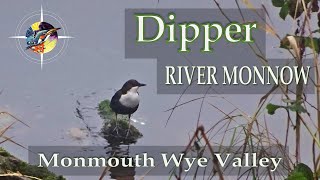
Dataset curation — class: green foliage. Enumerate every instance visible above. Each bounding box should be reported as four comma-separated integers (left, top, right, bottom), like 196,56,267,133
98,99,127,121
266,99,307,115
280,35,320,53
0,148,10,157
286,163,313,180
279,1,289,20
266,103,282,115
272,0,285,7
98,99,114,120
272,0,313,20
0,148,65,179
288,102,307,113
17,162,65,180
259,2,316,180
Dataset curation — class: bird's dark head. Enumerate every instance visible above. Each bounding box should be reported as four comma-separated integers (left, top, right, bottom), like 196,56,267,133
121,79,146,93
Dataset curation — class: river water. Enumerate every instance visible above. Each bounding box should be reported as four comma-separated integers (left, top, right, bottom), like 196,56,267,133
0,0,317,179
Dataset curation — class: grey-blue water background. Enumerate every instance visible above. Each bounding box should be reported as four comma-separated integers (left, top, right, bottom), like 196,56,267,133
0,0,316,179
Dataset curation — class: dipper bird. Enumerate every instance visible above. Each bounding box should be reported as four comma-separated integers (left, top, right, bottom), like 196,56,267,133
110,79,146,127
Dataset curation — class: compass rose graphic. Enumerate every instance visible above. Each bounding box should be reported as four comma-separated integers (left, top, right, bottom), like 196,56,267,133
9,5,73,69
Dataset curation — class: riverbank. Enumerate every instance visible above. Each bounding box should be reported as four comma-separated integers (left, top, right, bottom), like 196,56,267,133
0,148,65,180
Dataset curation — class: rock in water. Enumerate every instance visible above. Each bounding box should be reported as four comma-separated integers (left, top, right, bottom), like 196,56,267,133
98,100,143,145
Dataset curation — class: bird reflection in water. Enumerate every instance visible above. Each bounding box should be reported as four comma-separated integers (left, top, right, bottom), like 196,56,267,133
104,146,135,180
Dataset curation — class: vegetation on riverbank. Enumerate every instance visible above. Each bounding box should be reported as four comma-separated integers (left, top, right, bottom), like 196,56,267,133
0,148,65,180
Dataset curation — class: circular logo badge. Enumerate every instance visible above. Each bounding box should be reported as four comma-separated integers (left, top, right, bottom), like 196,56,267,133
10,6,73,68
26,21,59,54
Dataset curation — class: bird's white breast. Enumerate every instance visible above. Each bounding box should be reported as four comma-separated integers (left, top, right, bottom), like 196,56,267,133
119,89,140,108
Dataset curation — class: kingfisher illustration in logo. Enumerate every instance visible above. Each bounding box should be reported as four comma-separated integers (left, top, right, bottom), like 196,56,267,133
26,22,60,54
10,6,73,69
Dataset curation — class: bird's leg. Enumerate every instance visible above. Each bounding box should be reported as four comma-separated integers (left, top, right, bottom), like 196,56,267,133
126,114,132,137
113,113,119,134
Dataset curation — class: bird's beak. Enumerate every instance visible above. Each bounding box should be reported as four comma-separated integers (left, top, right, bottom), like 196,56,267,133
48,28,61,34
138,83,146,87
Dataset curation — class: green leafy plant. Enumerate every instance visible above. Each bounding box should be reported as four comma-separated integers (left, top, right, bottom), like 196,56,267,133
280,35,320,53
266,99,307,115
286,163,313,180
272,0,314,20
